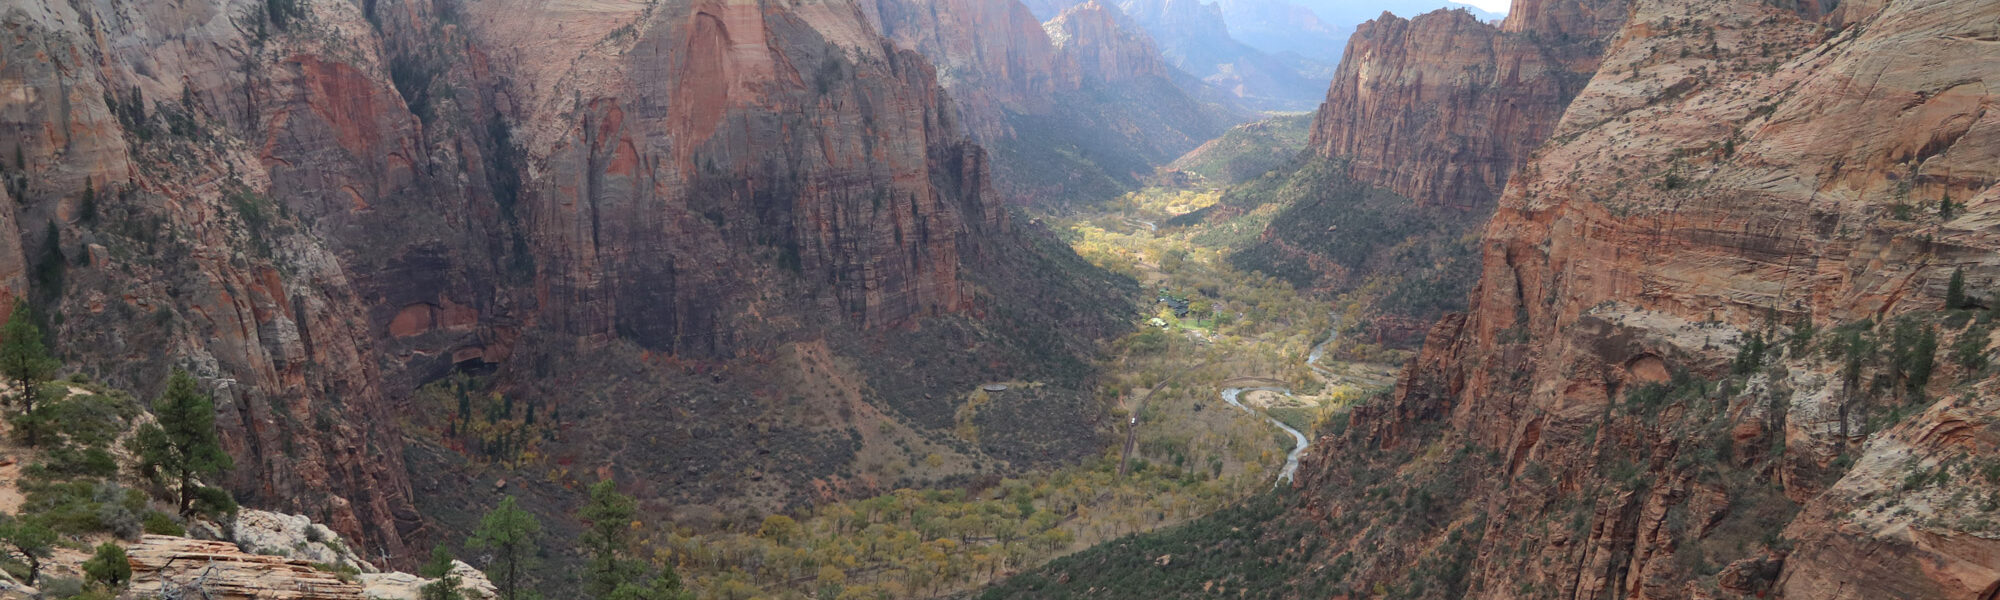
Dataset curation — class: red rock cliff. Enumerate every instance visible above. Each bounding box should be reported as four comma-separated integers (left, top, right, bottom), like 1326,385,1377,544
1044,1,1173,85
1308,0,1627,210
1290,0,2000,596
0,0,1053,564
864,0,1240,202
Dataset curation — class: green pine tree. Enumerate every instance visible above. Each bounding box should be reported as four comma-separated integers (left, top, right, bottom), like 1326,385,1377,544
79,178,97,225
0,301,57,417
419,545,464,600
468,496,542,600
1947,267,1968,309
133,369,235,515
581,480,647,598
0,515,55,585
83,542,131,588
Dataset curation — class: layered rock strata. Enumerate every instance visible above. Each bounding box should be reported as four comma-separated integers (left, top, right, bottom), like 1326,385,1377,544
1291,0,2000,596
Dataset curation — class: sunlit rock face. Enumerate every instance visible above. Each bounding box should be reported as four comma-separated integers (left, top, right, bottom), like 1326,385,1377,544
1292,0,2000,596
1309,0,1628,211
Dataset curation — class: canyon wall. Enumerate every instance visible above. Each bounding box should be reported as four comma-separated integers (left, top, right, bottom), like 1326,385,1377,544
0,0,1129,564
865,0,1241,203
1289,0,2000,596
1307,0,1627,211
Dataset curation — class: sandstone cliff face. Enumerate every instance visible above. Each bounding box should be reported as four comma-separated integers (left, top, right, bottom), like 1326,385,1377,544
0,0,434,561
864,0,1240,203
1,0,1122,566
1289,0,2000,597
861,0,1070,141
468,0,998,351
1308,0,1626,211
1116,0,1327,110
1044,1,1172,84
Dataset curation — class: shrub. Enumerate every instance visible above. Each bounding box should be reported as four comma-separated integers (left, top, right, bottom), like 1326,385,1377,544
310,561,361,583
95,502,142,541
18,478,138,536
38,576,84,598
1954,323,1991,372
82,543,130,588
142,511,185,536
191,486,238,519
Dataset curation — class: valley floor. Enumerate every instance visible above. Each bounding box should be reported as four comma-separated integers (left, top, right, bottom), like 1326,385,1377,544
652,181,1401,599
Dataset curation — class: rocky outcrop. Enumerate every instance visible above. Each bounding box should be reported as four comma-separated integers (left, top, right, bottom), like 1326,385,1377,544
1285,0,2000,596
1308,0,1627,210
233,510,377,574
128,536,365,600
361,560,496,600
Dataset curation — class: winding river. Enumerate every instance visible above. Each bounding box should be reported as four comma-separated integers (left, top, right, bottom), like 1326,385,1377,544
1219,315,1341,485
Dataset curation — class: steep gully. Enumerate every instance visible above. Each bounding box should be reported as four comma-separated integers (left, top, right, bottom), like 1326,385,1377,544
1219,316,1342,484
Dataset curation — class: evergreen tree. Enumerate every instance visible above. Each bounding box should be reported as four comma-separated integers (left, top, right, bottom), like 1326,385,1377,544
1907,325,1939,391
419,545,464,600
469,496,542,600
1955,323,1992,372
0,515,54,585
580,480,646,598
0,301,57,417
83,542,131,588
133,369,235,515
79,178,97,224
1947,267,1968,309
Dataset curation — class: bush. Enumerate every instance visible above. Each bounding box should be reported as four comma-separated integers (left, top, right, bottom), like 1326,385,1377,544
31,444,119,479
82,543,130,588
1954,322,1991,372
95,502,142,541
192,485,238,518
142,511,185,536
310,561,361,583
38,576,84,598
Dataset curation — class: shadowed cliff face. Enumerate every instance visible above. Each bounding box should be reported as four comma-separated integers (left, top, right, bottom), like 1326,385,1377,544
1215,0,1625,338
1290,0,2000,596
863,0,1242,205
0,0,1129,565
1309,0,1626,211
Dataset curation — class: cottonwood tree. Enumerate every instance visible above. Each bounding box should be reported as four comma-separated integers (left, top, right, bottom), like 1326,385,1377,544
133,369,235,516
